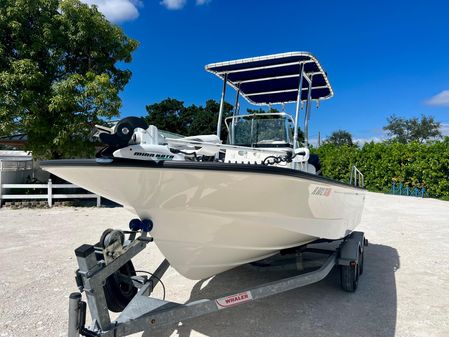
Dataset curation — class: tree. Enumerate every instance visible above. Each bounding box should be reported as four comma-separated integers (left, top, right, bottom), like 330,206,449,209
246,107,279,114
145,98,233,141
0,0,138,158
326,129,354,146
144,98,185,135
383,115,441,144
188,99,233,139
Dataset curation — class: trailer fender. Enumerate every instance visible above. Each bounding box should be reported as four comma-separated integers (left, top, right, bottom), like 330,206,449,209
350,231,365,250
338,231,364,265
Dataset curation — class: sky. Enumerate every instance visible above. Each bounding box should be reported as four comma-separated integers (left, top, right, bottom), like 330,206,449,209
81,0,449,143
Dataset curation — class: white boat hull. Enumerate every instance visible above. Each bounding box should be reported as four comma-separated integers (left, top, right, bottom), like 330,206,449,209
41,160,365,280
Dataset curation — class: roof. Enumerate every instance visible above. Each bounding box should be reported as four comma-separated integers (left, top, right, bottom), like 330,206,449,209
0,150,30,156
205,52,333,106
0,133,27,147
0,150,32,160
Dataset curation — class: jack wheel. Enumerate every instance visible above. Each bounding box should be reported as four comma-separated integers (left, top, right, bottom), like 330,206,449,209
103,260,137,312
98,229,138,312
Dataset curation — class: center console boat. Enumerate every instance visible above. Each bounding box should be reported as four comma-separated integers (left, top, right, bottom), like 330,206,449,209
41,52,365,280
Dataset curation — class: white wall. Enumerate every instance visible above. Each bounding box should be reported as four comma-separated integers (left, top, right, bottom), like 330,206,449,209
0,159,34,198
0,151,50,184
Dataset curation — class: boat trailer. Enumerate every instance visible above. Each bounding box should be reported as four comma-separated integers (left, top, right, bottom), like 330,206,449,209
68,220,367,337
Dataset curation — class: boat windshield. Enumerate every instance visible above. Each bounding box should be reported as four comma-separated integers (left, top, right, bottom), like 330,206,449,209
225,114,294,147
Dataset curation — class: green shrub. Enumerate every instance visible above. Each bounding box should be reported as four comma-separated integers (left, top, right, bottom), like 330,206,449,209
312,137,449,200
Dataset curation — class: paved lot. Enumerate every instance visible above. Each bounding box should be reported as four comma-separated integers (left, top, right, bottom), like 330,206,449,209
1,192,448,337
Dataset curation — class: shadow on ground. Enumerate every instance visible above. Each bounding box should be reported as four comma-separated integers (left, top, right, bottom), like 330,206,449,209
143,244,399,337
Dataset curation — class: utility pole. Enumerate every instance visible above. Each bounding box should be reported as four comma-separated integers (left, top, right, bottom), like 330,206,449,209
318,131,321,147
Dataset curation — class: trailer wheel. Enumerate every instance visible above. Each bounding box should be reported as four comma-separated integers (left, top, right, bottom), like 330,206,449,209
340,261,359,292
103,260,138,312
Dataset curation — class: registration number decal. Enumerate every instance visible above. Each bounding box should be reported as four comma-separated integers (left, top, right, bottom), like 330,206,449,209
312,187,332,196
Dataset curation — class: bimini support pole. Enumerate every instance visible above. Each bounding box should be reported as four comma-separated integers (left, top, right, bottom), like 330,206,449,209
304,74,314,147
231,84,240,144
216,73,228,141
293,63,304,151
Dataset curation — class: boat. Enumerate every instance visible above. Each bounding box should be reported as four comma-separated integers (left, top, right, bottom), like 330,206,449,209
41,52,365,280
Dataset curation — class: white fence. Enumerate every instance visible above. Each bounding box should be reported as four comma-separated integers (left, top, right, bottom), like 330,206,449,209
0,179,101,207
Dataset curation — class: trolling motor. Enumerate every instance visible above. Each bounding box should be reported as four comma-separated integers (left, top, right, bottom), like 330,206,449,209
96,116,148,159
96,116,222,162
95,117,185,162
98,117,149,147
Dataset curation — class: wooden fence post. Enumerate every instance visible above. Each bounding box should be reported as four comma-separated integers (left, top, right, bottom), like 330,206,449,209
47,179,53,207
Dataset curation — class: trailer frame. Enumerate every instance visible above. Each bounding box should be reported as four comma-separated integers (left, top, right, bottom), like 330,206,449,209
68,226,367,337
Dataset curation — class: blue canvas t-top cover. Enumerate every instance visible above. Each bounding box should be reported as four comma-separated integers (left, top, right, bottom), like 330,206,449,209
205,52,333,106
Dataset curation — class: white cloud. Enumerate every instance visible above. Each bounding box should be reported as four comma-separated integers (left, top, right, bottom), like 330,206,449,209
307,138,319,147
81,0,141,23
426,90,449,107
352,136,385,145
309,133,385,147
440,123,449,137
160,0,210,10
160,0,186,10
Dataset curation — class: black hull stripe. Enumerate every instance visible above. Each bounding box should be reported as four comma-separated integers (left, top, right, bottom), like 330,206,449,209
40,159,365,191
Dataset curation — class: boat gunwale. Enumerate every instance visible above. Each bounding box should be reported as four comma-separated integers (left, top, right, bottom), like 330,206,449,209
40,159,366,191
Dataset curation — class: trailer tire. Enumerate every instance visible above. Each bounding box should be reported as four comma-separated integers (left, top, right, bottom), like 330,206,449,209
103,260,138,312
340,262,359,292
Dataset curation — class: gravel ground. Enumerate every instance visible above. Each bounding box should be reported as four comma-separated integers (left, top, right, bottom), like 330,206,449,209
1,192,448,337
